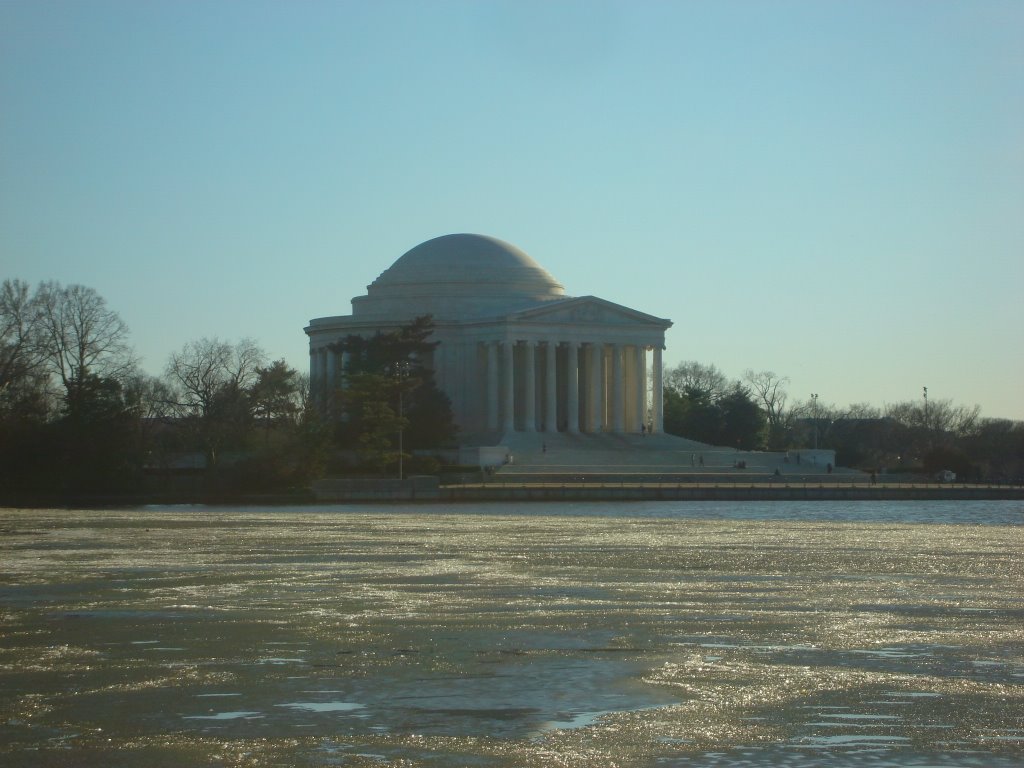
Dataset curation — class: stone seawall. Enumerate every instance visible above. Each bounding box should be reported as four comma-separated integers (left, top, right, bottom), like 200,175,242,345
309,479,1024,503
4,482,1020,506
441,484,1024,502
312,476,440,501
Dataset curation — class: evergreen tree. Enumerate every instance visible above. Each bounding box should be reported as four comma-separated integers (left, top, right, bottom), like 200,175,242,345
329,316,456,468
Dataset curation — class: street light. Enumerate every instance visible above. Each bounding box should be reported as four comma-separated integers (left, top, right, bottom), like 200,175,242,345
398,380,404,482
811,393,819,450
391,360,411,481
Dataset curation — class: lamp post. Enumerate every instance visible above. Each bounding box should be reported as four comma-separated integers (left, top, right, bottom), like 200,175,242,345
811,393,819,450
392,360,410,481
922,385,929,452
398,382,404,482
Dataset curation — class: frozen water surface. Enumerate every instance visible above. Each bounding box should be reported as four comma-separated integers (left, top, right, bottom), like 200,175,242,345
0,500,1021,766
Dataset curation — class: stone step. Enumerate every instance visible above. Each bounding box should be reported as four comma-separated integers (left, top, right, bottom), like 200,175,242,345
489,431,843,476
482,471,864,484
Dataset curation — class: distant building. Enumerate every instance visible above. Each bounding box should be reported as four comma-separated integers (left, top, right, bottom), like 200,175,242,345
305,234,671,444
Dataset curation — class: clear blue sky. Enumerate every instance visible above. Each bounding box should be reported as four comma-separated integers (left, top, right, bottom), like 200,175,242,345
2,1,1022,419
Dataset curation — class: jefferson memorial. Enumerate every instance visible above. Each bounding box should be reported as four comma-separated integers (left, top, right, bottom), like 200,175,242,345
305,234,671,445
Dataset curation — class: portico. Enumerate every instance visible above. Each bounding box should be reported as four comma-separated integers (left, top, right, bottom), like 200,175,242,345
466,317,666,436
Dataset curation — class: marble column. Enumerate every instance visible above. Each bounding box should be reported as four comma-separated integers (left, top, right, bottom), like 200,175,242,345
652,346,664,433
635,345,647,432
544,341,557,433
436,342,458,426
588,342,604,433
326,348,337,390
522,341,536,432
320,349,329,406
611,344,625,433
566,342,579,433
432,342,446,394
486,341,499,431
340,351,351,390
622,345,634,432
309,348,320,406
501,341,515,433
321,348,331,406
324,348,336,415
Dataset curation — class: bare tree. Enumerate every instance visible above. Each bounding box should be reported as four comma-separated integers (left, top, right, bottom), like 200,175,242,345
885,398,982,439
295,371,312,413
665,361,731,401
788,396,866,449
0,279,43,394
165,337,265,416
122,372,175,421
34,282,136,403
163,338,266,467
845,402,882,420
743,369,789,428
0,279,58,419
947,402,982,437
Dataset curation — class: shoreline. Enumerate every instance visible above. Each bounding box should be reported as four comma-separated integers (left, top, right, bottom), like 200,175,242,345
441,482,1024,502
3,481,1023,508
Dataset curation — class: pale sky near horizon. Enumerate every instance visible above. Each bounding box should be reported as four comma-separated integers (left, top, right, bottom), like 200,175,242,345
2,1,1022,419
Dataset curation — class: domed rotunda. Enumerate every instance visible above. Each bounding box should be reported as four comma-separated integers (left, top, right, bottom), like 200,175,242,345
352,234,566,320
306,234,672,443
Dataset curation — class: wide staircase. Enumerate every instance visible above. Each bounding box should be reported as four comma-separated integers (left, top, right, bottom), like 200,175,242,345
488,431,850,483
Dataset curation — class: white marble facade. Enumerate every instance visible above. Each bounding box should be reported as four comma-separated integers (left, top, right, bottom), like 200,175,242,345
305,234,672,442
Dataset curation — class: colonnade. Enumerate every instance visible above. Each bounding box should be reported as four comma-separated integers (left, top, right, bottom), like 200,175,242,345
310,347,351,400
309,337,666,437
480,339,663,436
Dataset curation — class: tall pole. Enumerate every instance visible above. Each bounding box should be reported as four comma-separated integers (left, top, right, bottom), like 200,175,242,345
923,385,929,451
398,384,403,481
392,360,409,481
811,393,818,450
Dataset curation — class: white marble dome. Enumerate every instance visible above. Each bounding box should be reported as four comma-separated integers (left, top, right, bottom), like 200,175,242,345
351,233,566,320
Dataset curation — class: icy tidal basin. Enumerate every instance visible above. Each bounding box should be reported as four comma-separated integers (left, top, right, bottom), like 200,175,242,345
1,501,1022,767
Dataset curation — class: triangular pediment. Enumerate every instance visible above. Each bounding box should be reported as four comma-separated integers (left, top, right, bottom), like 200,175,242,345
506,296,672,328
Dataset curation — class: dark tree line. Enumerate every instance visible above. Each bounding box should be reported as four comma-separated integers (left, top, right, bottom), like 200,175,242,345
0,281,457,500
662,362,767,449
0,279,323,498
785,398,1022,481
663,359,1023,481
3,277,1019,498
1,279,146,494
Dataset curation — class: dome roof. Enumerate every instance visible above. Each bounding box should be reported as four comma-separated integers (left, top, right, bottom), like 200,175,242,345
351,234,566,320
